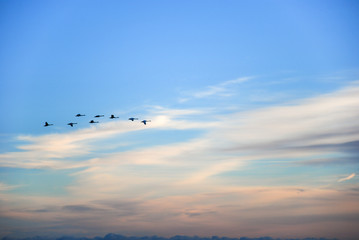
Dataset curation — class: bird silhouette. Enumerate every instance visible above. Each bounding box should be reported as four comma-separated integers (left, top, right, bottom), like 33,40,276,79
89,120,99,124
109,114,119,119
67,122,78,127
141,120,151,125
128,117,138,121
75,114,85,117
44,122,53,127
94,115,104,118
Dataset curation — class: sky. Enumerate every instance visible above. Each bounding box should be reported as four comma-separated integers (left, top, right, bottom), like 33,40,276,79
0,0,359,239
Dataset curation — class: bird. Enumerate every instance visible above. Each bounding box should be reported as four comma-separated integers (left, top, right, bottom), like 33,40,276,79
141,120,151,125
109,114,119,119
67,122,77,127
94,115,104,118
44,122,53,127
128,117,138,121
89,120,99,124
75,114,85,117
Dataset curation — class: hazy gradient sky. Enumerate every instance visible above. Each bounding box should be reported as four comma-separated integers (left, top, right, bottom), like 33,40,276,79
1,1,359,240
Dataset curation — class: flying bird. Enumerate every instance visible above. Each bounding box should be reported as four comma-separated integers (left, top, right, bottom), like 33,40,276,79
75,114,85,117
67,122,77,127
128,117,138,121
44,122,53,127
141,120,151,125
89,120,99,124
110,114,119,119
94,115,104,118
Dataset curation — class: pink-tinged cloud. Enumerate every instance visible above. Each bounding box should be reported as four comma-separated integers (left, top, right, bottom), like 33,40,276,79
338,173,356,182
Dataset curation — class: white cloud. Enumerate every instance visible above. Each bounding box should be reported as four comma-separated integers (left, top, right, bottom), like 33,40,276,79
209,83,359,154
0,107,216,170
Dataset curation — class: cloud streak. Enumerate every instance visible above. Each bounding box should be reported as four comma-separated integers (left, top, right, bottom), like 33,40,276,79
338,173,356,182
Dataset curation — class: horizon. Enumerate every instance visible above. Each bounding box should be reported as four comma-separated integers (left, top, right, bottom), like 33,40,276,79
0,232,340,240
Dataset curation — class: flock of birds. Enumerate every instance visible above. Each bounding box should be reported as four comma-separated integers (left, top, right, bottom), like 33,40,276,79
44,113,151,127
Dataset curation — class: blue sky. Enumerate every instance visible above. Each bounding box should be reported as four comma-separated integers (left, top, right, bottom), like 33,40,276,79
1,0,359,239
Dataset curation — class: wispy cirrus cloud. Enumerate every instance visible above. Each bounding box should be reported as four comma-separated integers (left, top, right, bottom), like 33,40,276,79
179,76,254,102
